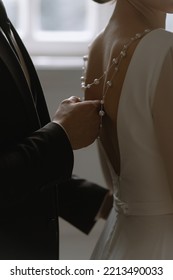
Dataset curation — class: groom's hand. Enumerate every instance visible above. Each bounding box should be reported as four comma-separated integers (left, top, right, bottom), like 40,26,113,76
53,96,100,149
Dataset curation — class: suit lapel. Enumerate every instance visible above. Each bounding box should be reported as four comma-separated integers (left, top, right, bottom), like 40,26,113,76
0,28,42,130
10,24,51,126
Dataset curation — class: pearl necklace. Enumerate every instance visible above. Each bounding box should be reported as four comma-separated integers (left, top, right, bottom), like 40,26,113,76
81,29,151,128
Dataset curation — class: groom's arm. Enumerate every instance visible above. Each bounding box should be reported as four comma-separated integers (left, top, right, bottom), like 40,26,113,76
58,175,112,234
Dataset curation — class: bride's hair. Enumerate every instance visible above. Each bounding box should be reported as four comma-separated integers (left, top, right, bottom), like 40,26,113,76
92,0,116,4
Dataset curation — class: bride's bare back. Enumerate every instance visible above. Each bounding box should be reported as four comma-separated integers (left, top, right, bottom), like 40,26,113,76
85,26,143,175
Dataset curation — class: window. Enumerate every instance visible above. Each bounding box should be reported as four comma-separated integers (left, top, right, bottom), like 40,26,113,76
3,0,112,58
166,14,173,31
3,1,173,59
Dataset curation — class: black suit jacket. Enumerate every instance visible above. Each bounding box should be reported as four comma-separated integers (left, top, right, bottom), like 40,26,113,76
0,22,108,259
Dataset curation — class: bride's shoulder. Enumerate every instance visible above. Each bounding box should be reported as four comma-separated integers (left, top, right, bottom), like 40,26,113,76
88,29,104,52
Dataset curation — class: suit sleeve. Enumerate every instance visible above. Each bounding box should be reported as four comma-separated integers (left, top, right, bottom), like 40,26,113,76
0,122,74,207
58,175,109,234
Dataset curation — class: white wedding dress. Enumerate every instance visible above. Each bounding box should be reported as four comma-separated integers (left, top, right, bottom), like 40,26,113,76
91,29,173,260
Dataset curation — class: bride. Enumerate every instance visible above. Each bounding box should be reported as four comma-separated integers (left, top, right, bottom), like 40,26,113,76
82,0,173,259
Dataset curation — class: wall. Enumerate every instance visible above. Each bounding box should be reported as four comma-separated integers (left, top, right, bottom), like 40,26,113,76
36,67,107,259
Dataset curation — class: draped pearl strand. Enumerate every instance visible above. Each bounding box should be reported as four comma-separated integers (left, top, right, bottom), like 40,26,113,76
81,29,151,128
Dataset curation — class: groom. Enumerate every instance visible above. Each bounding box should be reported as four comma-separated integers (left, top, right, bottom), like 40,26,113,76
0,1,110,259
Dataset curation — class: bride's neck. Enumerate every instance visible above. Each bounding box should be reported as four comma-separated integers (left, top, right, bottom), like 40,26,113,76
108,0,166,36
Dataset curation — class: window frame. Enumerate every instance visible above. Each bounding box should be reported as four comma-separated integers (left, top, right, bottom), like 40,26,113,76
4,0,173,68
5,0,113,58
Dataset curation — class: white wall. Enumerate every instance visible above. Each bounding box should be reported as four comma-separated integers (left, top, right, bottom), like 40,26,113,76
36,67,107,259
